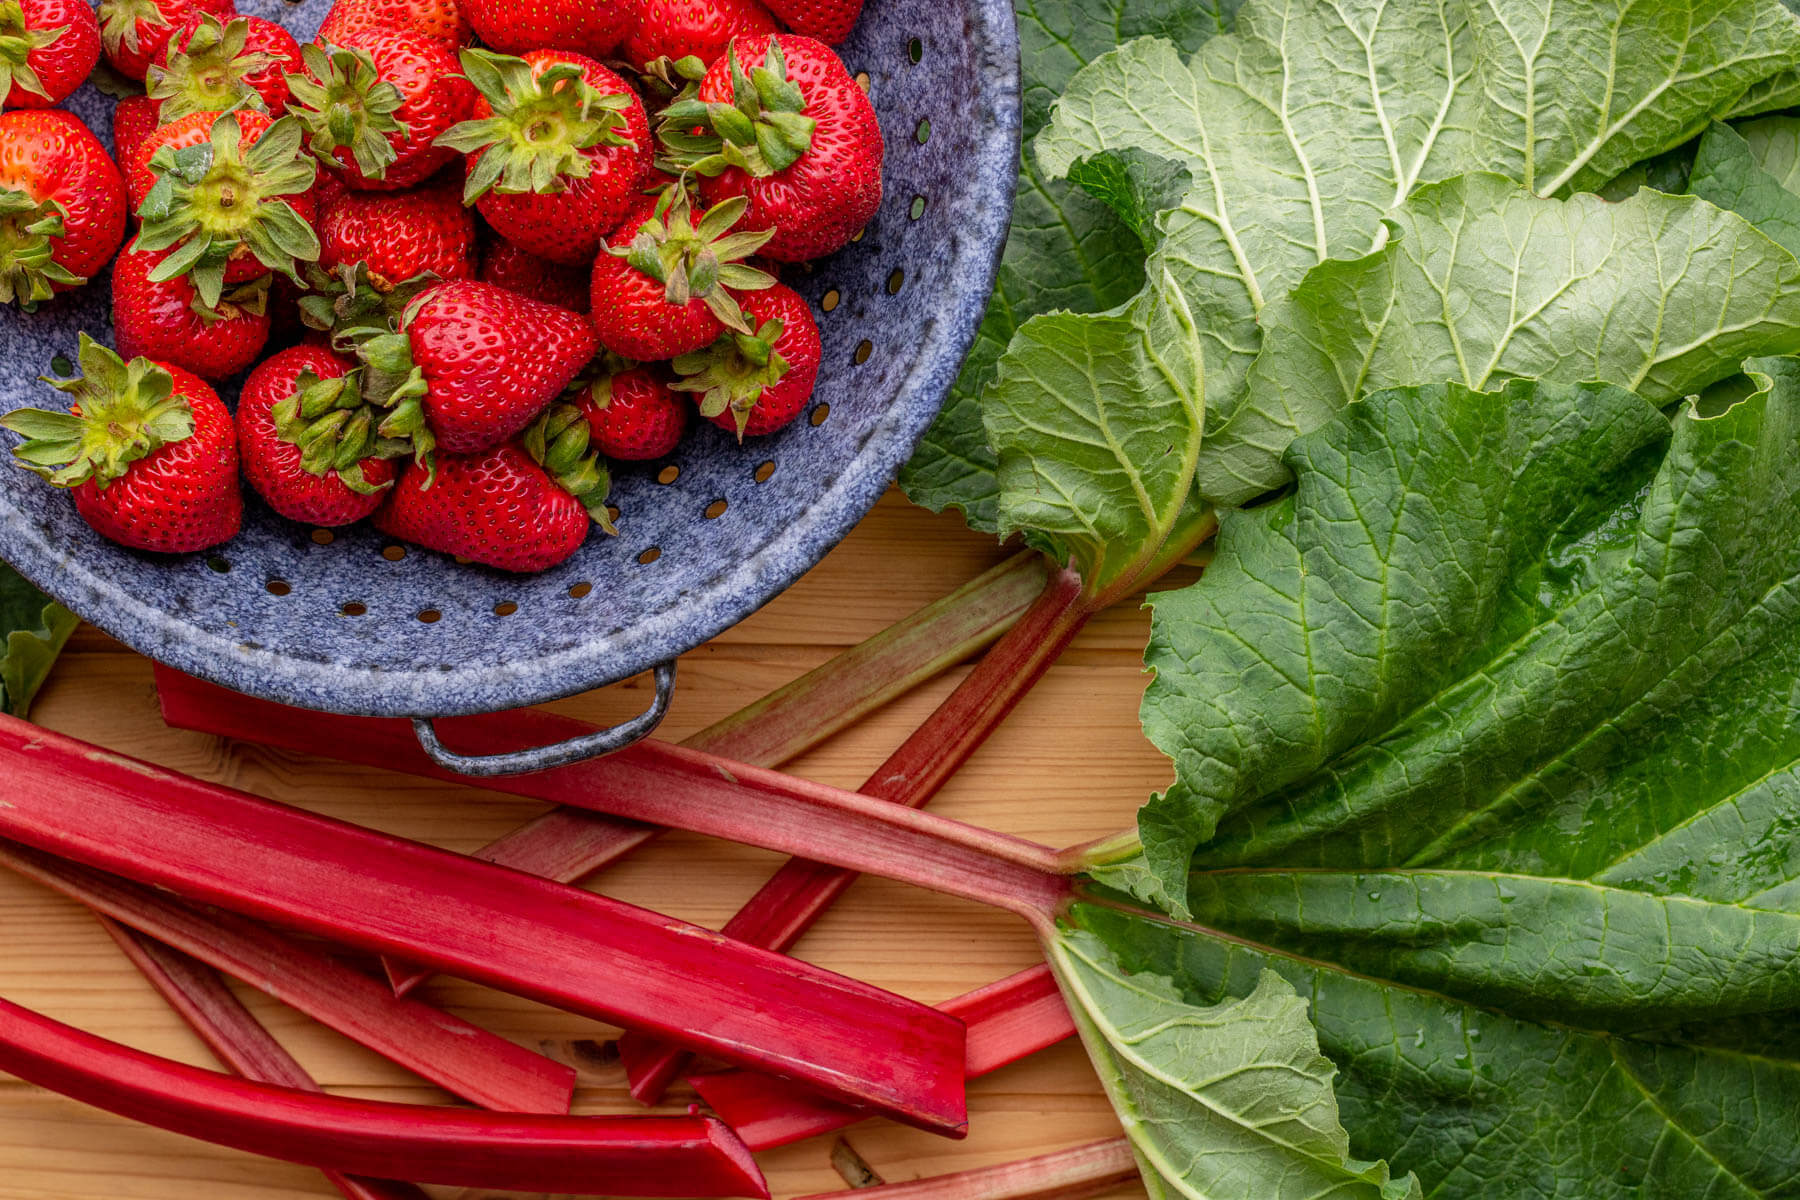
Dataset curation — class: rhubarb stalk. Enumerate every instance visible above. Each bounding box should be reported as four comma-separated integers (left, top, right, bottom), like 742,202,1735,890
793,1139,1138,1200
690,965,1077,1151
99,918,433,1200
0,840,576,1114
0,715,968,1135
0,992,770,1196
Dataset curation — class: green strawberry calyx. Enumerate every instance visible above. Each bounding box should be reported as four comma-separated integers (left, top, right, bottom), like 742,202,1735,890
435,48,634,204
344,324,438,480
611,188,776,334
297,260,439,339
0,333,195,489
657,39,816,179
136,112,321,310
0,0,70,106
0,188,81,309
147,15,280,122
285,40,409,182
272,367,406,494
670,315,790,439
522,401,617,534
574,352,639,411
96,0,165,58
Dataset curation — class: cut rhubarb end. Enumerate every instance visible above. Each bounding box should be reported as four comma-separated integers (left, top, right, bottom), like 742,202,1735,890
99,919,435,1200
690,965,1077,1152
0,715,968,1135
0,993,771,1196
1,841,576,1114
792,1138,1137,1200
623,569,1088,1101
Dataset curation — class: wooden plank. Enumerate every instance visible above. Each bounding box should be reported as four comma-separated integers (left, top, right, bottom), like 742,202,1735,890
0,489,1163,1198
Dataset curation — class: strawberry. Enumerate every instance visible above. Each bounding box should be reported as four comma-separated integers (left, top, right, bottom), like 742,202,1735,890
0,109,127,307
130,110,319,307
0,333,240,552
588,188,775,361
479,236,588,312
577,363,686,459
112,234,270,378
759,0,858,44
461,0,629,62
316,0,471,55
436,49,649,266
0,0,101,108
98,0,233,81
374,403,613,573
622,0,776,71
673,280,818,437
318,178,474,291
237,343,401,525
148,12,303,119
286,30,474,191
666,35,880,261
111,95,158,174
354,279,596,455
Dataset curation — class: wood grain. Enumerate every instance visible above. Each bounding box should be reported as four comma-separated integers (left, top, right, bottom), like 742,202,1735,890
0,489,1169,1199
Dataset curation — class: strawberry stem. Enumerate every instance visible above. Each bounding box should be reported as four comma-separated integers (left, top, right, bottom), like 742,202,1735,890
0,186,81,308
147,15,280,121
286,41,408,181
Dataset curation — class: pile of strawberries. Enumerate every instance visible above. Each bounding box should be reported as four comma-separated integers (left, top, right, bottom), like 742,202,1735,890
0,0,881,572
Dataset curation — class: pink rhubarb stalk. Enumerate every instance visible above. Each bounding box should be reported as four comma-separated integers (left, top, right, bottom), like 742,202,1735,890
100,917,433,1200
0,992,769,1195
621,566,1087,1098
0,715,967,1135
794,1139,1138,1200
0,840,576,1113
690,965,1077,1151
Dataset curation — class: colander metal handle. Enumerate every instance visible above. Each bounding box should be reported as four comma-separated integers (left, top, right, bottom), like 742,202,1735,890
411,661,678,777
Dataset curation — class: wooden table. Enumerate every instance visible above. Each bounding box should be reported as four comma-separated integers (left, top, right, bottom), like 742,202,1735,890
0,489,1171,1200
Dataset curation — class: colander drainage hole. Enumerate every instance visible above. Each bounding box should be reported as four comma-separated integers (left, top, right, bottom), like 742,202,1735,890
854,70,871,92
821,288,840,312
206,556,231,573
810,404,830,427
382,545,406,561
853,339,872,365
910,195,926,220
915,118,931,144
569,582,593,599
341,602,367,617
754,460,776,483
311,529,334,546
494,601,518,616
704,498,728,519
417,608,442,624
657,464,680,485
266,579,291,596
886,267,904,295
908,37,922,63
638,547,662,565
48,354,72,376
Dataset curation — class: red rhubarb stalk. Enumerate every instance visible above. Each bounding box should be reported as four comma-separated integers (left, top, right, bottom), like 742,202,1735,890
99,918,433,1200
794,1139,1138,1200
622,567,1087,1098
0,841,575,1113
0,992,769,1196
691,965,1077,1151
0,715,967,1135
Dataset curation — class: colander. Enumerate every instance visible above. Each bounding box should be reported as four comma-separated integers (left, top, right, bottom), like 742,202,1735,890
0,0,1020,774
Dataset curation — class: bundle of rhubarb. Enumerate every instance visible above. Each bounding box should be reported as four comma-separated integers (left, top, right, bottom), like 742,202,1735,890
0,0,879,571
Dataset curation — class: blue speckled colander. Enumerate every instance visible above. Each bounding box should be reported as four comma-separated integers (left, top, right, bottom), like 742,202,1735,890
0,0,1020,773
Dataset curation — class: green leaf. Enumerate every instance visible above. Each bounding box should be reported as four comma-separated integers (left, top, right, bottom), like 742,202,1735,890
1046,927,1420,1200
896,0,1232,536
0,560,75,718
1202,174,1800,504
1688,121,1800,256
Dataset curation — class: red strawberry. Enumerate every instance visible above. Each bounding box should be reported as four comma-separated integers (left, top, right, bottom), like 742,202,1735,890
287,30,474,191
319,178,474,290
622,0,776,70
148,12,303,119
129,110,319,307
111,95,159,174
673,280,818,437
374,404,613,573
760,0,858,43
461,0,629,61
0,109,127,307
577,363,686,459
437,49,649,266
0,333,240,552
98,0,233,81
0,0,101,108
316,0,471,54
357,279,596,455
479,236,588,312
670,35,881,261
113,234,270,379
237,344,400,525
588,188,775,361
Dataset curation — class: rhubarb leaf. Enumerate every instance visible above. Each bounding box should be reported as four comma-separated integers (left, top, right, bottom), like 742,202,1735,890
1046,928,1420,1200
1202,173,1800,504
1686,121,1800,256
0,561,75,719
897,0,1232,535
